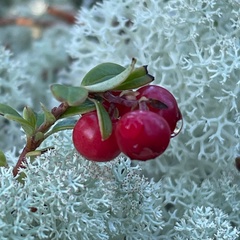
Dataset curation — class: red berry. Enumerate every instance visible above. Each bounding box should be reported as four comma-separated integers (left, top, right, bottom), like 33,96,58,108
137,85,182,133
115,110,171,160
72,111,120,161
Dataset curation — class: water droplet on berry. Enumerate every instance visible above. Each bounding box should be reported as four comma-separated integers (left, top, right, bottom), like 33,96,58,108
171,116,183,138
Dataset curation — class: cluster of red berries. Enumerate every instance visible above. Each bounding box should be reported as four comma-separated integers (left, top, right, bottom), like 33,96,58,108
72,85,182,162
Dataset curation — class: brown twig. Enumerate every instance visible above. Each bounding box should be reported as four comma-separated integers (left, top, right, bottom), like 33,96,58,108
47,6,76,24
0,17,54,28
0,6,76,28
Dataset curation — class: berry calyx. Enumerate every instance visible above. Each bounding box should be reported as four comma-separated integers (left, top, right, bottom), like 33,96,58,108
115,110,171,160
72,111,120,161
102,91,136,118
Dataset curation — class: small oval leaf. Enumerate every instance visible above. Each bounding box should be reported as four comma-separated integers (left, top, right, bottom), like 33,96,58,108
26,147,54,160
23,106,37,128
90,99,112,140
51,84,89,106
45,118,77,138
81,63,125,86
26,150,42,157
0,103,35,136
0,103,22,118
0,150,7,167
59,99,96,118
40,103,56,125
114,65,154,90
34,132,45,142
36,113,45,128
16,171,26,184
5,114,35,136
82,58,137,92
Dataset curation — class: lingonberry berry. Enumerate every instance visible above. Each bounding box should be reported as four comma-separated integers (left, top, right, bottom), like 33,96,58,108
72,111,120,161
137,85,182,134
115,110,171,160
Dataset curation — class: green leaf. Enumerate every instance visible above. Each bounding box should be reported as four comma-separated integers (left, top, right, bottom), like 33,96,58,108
5,114,35,135
0,103,35,135
82,63,125,86
0,103,22,118
114,65,154,90
90,99,112,140
23,106,37,128
26,150,42,157
51,84,88,106
36,113,45,128
26,147,54,162
16,172,26,184
45,118,77,138
0,150,7,167
34,132,45,142
59,99,95,118
40,103,56,125
81,58,137,92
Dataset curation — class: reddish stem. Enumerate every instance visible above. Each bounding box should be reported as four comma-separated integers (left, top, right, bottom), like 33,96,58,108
0,7,76,28
12,102,69,177
47,6,76,24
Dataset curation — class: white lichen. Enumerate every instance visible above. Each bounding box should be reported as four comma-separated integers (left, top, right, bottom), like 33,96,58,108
0,0,240,238
0,132,164,239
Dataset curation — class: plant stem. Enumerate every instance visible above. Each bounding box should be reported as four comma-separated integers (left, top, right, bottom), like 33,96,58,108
12,102,69,177
0,7,76,27
102,91,138,108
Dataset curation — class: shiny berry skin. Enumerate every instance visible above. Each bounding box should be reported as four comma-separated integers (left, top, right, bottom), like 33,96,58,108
72,111,120,162
137,85,181,133
115,110,171,160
